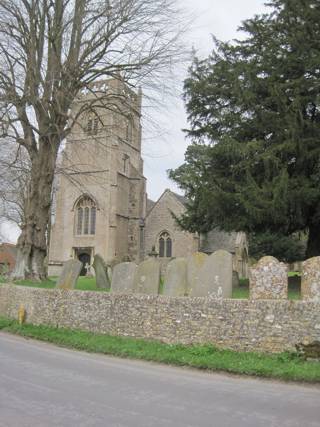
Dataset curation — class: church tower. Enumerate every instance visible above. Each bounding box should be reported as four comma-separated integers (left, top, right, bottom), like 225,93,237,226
48,79,146,276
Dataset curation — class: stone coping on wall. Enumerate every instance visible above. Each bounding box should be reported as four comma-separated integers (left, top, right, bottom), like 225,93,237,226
0,283,319,354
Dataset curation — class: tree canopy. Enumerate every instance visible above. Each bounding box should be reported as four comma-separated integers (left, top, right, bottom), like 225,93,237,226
170,0,320,258
0,0,187,279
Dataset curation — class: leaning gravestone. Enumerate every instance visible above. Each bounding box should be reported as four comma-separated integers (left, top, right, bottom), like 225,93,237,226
111,262,137,293
56,259,82,290
92,254,110,290
190,250,233,298
186,252,208,296
163,258,188,297
249,256,287,299
134,259,160,294
301,257,320,301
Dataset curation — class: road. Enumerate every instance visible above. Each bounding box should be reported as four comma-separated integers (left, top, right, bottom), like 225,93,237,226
0,332,320,427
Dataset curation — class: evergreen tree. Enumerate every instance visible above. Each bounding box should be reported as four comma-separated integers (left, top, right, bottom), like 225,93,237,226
248,232,306,263
170,0,320,258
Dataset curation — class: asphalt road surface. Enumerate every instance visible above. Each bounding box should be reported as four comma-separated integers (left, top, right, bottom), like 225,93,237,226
1,332,320,427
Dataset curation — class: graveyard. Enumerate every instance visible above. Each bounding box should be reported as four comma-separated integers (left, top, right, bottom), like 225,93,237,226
0,250,319,363
0,1,320,393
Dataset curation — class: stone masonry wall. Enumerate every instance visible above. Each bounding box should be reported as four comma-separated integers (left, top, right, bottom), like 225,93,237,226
1,284,319,353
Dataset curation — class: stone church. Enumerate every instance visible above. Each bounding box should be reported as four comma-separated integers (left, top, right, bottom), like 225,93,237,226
48,79,248,277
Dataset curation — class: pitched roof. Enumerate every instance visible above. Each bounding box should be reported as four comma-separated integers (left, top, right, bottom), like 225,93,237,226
170,191,188,206
145,189,187,217
0,243,17,259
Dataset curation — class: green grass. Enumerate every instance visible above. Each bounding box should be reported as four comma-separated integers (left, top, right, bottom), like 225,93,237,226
232,287,301,300
232,287,250,299
0,316,319,383
0,275,105,291
288,271,301,277
1,274,301,299
232,276,301,300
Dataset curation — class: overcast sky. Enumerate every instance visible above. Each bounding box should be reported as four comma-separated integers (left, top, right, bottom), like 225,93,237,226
0,0,268,243
143,0,268,202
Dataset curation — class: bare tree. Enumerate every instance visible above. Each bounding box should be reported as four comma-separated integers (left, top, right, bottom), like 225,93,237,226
0,0,187,280
0,141,29,227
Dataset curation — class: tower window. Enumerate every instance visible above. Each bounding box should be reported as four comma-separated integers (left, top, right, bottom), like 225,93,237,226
158,231,172,258
75,196,97,235
86,114,99,135
126,119,133,142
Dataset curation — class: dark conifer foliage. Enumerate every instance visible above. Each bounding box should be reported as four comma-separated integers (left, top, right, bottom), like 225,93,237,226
170,0,320,257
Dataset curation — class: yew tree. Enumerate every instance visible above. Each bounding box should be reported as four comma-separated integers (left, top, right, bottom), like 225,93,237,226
170,0,320,258
0,0,186,280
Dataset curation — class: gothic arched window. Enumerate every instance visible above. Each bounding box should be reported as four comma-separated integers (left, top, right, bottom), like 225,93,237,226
158,231,172,258
75,196,97,235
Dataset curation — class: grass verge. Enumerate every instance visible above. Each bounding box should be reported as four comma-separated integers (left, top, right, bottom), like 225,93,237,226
0,316,319,383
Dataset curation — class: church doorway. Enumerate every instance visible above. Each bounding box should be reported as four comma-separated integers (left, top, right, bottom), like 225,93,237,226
74,248,92,276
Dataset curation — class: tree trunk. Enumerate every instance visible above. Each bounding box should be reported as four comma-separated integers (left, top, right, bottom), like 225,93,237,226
306,223,320,259
12,142,58,281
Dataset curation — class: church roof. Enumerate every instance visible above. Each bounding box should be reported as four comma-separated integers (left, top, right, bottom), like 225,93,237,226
170,191,188,206
146,189,187,216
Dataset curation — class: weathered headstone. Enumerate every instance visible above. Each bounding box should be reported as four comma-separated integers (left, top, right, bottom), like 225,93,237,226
232,270,240,289
301,257,320,301
163,258,188,297
249,256,287,299
186,252,208,296
190,250,233,298
107,265,113,283
92,254,110,290
134,259,160,294
56,259,82,289
111,262,137,293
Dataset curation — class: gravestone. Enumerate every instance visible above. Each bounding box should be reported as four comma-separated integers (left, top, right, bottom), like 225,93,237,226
249,256,287,299
301,257,320,301
134,259,160,294
92,254,110,290
107,265,113,283
111,262,137,293
186,252,208,296
56,259,82,290
232,270,240,289
163,258,188,297
190,250,233,298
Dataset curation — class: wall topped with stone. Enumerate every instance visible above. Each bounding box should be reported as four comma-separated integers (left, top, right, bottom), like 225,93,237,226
1,283,319,354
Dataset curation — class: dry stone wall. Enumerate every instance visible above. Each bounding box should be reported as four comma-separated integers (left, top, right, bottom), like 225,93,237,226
1,283,320,354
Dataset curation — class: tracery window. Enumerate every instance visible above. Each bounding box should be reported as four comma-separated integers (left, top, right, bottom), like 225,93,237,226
158,231,172,258
75,196,97,235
